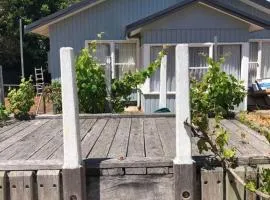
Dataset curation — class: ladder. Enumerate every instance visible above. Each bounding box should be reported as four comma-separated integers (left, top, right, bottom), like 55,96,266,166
35,67,44,115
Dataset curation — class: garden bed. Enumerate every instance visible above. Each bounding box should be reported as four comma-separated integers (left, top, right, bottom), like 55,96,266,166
237,111,270,143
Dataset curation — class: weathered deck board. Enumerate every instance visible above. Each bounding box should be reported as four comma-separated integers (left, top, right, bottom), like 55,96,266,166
0,120,48,155
0,116,267,168
0,121,32,142
127,118,145,157
107,118,131,158
50,119,95,159
81,119,108,158
8,120,62,160
224,120,270,156
222,120,265,156
156,118,175,157
88,118,120,158
144,118,164,157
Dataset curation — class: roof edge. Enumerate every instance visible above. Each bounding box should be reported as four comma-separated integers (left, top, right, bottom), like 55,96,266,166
25,0,104,35
126,0,270,37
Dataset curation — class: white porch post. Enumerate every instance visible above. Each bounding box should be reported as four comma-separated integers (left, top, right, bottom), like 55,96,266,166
60,47,86,200
241,43,250,111
110,42,116,79
159,55,167,108
257,41,262,79
174,44,195,200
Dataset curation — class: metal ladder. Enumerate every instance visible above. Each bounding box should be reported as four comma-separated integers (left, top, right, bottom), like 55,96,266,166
35,67,44,115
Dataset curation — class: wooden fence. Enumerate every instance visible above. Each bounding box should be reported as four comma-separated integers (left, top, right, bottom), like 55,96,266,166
0,165,267,200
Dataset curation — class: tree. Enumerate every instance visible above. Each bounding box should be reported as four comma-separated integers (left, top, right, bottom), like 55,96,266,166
0,0,80,83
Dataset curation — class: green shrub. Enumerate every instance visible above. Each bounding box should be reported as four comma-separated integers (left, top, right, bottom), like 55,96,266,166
0,104,9,121
75,47,107,113
75,43,164,113
44,81,62,114
191,57,246,124
8,77,35,119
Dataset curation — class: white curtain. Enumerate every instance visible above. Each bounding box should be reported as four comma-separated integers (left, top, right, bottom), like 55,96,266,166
262,42,270,78
189,47,209,80
218,45,241,79
95,43,110,65
115,43,137,79
249,42,258,85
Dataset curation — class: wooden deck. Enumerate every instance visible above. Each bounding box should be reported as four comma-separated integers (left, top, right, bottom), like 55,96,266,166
0,115,269,170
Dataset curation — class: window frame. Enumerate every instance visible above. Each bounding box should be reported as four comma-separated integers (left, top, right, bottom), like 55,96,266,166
85,39,140,79
142,42,246,95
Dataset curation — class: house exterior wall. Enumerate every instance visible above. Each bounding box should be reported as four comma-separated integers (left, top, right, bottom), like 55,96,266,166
48,0,270,80
46,0,270,113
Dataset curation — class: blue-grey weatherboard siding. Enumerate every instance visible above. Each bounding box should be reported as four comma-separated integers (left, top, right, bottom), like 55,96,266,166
48,0,270,79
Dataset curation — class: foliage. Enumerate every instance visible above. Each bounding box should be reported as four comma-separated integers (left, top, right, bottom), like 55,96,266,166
191,57,246,119
75,41,164,113
111,50,165,112
0,0,79,80
191,57,244,167
260,168,270,195
191,57,270,198
75,47,107,113
7,77,35,119
0,104,9,121
44,81,62,114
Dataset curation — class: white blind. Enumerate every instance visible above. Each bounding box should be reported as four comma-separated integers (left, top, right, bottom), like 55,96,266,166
218,45,241,79
189,47,209,80
115,43,137,79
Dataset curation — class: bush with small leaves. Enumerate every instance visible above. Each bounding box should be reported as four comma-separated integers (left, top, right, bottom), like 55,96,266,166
7,77,35,119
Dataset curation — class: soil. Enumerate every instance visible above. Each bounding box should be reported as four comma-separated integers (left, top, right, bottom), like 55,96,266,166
244,111,270,129
5,96,53,115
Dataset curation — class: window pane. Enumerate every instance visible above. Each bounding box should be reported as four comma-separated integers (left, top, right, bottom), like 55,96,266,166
94,43,110,64
189,47,209,68
150,46,162,92
218,45,241,79
115,43,136,79
189,47,209,80
262,42,270,78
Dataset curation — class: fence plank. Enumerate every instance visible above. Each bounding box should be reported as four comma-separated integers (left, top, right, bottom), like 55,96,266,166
245,167,257,200
201,168,223,200
0,171,6,200
258,165,270,200
8,171,34,200
226,167,245,200
37,170,61,200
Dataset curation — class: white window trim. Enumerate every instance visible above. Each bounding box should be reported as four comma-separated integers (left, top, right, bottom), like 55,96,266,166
142,42,247,95
85,39,140,79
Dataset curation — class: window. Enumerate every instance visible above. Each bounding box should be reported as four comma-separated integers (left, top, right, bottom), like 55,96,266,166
189,47,209,80
88,40,138,79
217,45,241,79
115,43,137,79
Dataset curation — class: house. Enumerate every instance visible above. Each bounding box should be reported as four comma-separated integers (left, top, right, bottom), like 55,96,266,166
25,0,270,113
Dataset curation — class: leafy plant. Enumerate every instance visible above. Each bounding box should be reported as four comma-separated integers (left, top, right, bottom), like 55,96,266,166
111,50,165,112
75,41,164,113
189,57,270,199
75,47,107,113
0,104,9,121
7,77,35,119
44,81,62,114
191,57,246,119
